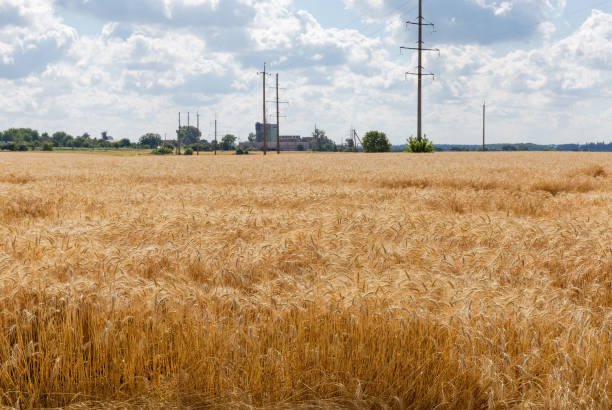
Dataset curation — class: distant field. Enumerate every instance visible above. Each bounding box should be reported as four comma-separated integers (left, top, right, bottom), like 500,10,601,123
0,152,610,408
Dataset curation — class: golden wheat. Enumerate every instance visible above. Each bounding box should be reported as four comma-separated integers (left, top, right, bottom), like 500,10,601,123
0,151,610,409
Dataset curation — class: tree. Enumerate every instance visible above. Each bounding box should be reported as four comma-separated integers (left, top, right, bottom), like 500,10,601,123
248,132,256,143
177,126,201,146
362,131,391,153
406,135,434,153
52,132,71,147
152,146,174,155
197,139,211,151
42,142,54,151
311,128,336,152
221,134,237,150
119,138,132,148
63,136,74,148
139,133,163,148
2,128,39,143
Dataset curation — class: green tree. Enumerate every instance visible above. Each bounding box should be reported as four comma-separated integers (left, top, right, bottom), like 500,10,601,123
64,136,74,148
221,134,237,151
119,138,132,148
139,133,163,148
406,135,434,153
311,128,336,152
2,128,39,144
72,136,86,148
42,142,54,151
152,146,174,155
362,131,391,153
248,132,256,143
52,132,71,147
177,126,201,146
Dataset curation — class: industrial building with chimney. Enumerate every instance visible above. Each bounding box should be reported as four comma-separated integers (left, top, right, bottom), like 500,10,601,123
239,123,313,151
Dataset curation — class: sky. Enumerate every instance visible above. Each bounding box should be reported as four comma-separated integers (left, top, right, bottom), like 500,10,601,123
1,0,612,145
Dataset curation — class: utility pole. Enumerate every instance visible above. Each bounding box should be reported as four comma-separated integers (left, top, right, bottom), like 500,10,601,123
177,112,181,155
214,114,217,156
267,73,288,154
276,73,280,154
402,0,438,140
258,63,271,156
187,112,190,127
482,101,486,152
197,112,200,156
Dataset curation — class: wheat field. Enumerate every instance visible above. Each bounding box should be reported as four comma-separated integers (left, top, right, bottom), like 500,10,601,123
0,151,610,409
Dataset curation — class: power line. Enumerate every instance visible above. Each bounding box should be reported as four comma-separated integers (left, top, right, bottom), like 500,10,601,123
196,112,200,156
482,101,486,152
214,114,217,156
276,74,280,154
177,112,181,155
268,75,289,154
258,63,272,156
401,0,439,140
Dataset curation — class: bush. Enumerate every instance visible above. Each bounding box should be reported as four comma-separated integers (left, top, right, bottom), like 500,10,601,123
296,144,305,151
42,142,54,151
406,135,434,153
235,147,249,155
151,147,174,155
362,131,391,153
17,143,29,151
184,148,194,156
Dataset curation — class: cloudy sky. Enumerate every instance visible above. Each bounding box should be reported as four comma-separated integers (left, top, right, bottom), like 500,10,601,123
1,0,611,145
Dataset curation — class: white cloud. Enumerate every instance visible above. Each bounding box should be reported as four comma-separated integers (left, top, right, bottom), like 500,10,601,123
0,0,76,77
0,0,609,146
343,0,567,44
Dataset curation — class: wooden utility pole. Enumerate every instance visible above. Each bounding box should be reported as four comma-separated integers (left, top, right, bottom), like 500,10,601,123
258,63,271,156
177,112,181,155
482,101,486,152
214,115,217,156
197,112,200,156
417,0,423,139
276,73,280,155
402,0,438,140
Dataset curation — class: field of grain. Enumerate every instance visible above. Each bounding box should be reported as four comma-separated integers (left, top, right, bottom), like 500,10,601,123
0,152,610,409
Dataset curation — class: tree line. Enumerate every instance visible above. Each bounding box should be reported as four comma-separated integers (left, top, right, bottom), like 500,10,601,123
0,127,240,152
0,127,436,153
0,128,137,151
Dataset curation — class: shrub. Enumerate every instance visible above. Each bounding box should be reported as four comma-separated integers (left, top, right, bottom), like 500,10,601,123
297,144,305,151
184,148,194,156
236,147,249,155
42,142,54,151
362,131,391,153
151,147,174,155
406,135,434,153
17,143,29,151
